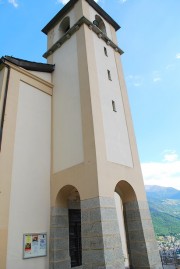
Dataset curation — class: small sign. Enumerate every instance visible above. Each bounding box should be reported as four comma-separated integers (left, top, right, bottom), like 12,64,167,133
23,233,47,259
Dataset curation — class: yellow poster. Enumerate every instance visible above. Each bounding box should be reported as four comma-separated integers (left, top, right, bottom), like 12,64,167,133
25,235,31,244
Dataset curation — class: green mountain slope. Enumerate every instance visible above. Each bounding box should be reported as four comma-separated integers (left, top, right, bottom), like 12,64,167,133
145,185,180,236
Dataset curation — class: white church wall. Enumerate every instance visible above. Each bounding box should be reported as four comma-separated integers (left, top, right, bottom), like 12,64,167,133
93,33,133,167
52,35,84,173
6,82,51,269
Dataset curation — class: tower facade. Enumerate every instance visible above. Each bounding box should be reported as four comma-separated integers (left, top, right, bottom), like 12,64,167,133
42,0,162,268
0,0,162,269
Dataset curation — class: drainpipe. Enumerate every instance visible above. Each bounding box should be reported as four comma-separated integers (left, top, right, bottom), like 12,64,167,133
0,58,11,151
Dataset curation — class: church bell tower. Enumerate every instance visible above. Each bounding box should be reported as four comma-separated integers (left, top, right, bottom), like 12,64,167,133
42,0,162,268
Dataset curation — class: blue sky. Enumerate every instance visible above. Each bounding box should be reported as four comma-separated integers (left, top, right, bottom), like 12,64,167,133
0,0,180,190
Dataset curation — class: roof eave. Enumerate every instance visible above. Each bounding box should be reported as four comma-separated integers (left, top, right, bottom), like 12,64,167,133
2,56,55,73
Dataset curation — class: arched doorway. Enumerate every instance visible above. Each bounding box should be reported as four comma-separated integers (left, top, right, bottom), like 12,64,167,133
50,185,82,268
115,180,140,268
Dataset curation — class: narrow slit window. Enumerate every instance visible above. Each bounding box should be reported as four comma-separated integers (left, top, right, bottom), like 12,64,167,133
112,100,117,112
107,70,112,81
104,47,108,57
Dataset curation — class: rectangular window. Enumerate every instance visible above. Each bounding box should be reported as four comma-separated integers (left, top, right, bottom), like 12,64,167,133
104,47,108,57
112,100,117,112
107,70,112,81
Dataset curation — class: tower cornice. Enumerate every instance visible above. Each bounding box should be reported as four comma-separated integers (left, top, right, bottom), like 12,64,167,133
43,16,123,59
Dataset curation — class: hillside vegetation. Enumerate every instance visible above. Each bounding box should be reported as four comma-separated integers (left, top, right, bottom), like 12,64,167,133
145,185,180,236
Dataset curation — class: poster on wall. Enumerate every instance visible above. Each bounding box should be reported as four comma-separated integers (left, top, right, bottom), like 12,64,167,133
23,233,47,259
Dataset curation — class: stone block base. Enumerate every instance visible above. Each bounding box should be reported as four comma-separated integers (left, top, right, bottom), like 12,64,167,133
124,200,162,269
81,197,125,269
49,198,162,269
49,207,71,269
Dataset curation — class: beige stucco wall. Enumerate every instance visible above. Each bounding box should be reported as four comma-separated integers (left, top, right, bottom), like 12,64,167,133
0,68,20,269
78,1,145,200
93,31,133,167
50,24,100,203
46,0,147,204
0,63,53,269
6,81,51,269
76,22,146,200
52,34,84,173
49,26,146,204
29,71,52,83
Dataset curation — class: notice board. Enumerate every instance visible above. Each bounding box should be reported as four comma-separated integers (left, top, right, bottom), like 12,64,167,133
23,233,47,259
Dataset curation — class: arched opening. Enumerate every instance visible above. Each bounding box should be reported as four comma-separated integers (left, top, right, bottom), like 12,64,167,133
114,180,137,268
56,185,80,209
114,192,129,268
114,180,161,268
56,185,81,267
59,16,70,36
52,185,82,268
93,15,107,34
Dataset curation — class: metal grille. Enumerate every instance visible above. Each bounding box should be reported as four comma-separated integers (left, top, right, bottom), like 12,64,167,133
69,209,82,268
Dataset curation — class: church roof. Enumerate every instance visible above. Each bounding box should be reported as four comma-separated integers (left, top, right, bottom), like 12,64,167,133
1,56,55,73
42,0,120,35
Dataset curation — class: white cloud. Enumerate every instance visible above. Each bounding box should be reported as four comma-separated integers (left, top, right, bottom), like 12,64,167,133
57,0,69,4
152,71,162,83
141,151,180,190
57,0,99,4
153,77,161,82
176,53,180,59
166,64,175,70
8,0,18,8
126,75,143,87
163,150,179,162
